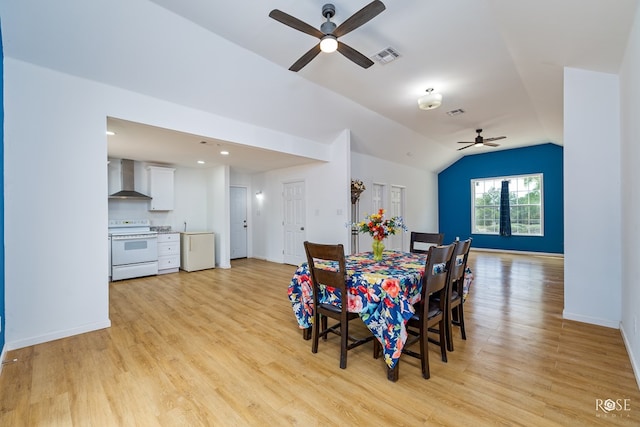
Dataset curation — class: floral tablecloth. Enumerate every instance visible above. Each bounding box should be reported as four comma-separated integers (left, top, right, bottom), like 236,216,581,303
288,251,429,369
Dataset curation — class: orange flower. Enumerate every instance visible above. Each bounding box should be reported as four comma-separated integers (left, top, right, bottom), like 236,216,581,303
381,279,400,298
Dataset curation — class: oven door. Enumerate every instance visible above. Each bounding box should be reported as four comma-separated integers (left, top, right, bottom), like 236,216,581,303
111,235,158,265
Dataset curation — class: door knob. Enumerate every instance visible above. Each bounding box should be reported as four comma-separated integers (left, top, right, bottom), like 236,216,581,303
300,227,305,231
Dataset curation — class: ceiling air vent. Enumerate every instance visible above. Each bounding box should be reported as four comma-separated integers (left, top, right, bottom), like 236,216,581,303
446,108,466,117
371,47,400,65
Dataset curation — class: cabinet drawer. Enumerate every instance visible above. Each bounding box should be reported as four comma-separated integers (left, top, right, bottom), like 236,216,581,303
158,233,179,243
158,243,179,256
158,255,180,270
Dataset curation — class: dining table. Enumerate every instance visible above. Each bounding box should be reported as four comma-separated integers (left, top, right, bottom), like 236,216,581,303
288,249,474,381
288,250,429,380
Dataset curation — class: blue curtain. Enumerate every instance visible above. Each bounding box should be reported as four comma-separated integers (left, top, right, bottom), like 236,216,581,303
499,180,512,237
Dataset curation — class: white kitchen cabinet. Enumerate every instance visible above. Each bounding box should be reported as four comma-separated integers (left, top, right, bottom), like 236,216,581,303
157,233,180,274
147,166,175,211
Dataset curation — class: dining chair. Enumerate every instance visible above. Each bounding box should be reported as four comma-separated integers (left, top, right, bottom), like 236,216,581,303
303,241,375,369
444,238,472,351
402,242,455,379
409,232,445,254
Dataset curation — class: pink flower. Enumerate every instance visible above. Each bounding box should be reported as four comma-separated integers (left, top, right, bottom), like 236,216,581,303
347,295,363,312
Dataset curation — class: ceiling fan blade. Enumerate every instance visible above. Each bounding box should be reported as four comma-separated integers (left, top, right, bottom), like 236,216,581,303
484,136,506,142
289,44,322,72
483,142,500,147
334,0,386,38
269,9,324,39
457,141,474,144
457,143,475,151
337,42,374,68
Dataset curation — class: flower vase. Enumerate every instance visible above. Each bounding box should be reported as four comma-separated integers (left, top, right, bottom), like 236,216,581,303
372,239,385,261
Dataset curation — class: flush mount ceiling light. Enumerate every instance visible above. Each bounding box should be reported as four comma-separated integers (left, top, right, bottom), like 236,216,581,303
418,88,442,110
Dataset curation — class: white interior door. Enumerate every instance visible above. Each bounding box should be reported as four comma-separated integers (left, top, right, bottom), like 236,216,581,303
283,181,306,265
372,183,385,212
230,186,248,259
389,186,405,251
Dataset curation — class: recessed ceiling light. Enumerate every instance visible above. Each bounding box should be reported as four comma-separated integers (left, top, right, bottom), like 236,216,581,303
197,160,205,164
106,131,116,136
220,151,229,156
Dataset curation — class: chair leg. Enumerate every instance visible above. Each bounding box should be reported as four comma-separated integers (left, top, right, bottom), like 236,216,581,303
420,326,430,379
439,320,448,363
446,307,455,352
311,314,320,354
321,316,328,341
339,320,348,369
458,305,467,340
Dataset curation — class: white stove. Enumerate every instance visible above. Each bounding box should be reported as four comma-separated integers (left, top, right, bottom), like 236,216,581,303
109,219,159,281
110,219,158,240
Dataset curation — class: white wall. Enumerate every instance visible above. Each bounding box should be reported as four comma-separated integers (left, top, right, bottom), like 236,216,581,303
563,67,621,328
3,59,329,349
208,165,230,268
351,152,437,252
108,161,211,233
251,130,351,263
620,4,640,386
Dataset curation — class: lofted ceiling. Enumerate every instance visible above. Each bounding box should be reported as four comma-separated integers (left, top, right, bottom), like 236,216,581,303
2,0,638,173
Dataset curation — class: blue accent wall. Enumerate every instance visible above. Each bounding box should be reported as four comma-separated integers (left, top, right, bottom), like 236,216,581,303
1,20,5,353
438,143,564,254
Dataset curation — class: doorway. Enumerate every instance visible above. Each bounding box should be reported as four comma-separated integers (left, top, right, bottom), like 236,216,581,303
283,180,306,265
230,186,248,259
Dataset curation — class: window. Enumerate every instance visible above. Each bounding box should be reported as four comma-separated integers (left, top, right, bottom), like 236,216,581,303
471,174,543,236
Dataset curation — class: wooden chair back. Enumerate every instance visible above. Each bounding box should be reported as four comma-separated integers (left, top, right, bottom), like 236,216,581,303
303,241,348,311
449,238,472,297
445,238,472,350
421,243,456,305
410,232,445,254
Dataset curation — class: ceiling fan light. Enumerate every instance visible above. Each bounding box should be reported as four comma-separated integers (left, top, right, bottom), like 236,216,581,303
418,88,442,110
474,142,484,147
320,35,338,53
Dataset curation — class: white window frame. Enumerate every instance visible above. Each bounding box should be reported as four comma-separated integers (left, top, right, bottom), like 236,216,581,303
471,174,544,236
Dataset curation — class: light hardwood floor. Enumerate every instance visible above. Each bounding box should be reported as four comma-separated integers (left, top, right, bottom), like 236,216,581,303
1,252,639,426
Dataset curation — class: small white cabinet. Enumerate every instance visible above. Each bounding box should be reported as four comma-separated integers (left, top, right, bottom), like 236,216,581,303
180,232,215,272
147,166,175,211
157,233,180,274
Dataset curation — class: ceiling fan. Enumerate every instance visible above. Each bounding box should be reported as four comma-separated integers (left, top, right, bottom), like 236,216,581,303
457,129,506,151
269,1,386,72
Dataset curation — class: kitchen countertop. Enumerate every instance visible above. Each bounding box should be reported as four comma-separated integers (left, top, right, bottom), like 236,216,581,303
150,226,178,234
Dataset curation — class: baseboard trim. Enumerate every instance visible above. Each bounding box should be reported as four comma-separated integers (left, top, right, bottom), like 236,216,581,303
470,247,564,258
5,319,111,351
562,310,619,329
620,324,640,390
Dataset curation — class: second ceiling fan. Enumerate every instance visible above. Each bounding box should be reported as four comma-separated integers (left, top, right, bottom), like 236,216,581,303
269,1,386,72
458,129,506,151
